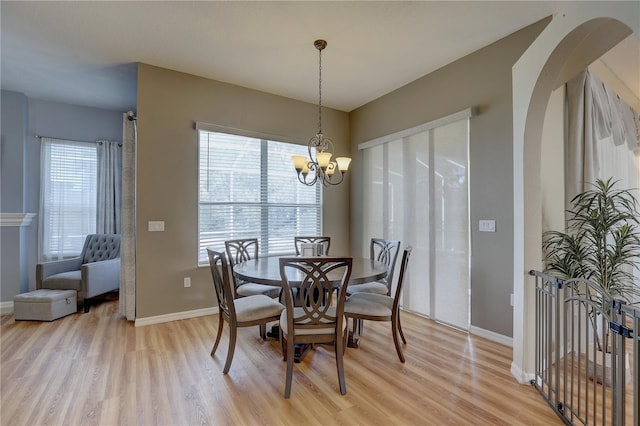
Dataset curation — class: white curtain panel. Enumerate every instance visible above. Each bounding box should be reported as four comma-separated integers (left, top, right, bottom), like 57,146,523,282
566,69,640,202
360,117,470,330
96,140,122,234
566,70,597,204
119,113,136,321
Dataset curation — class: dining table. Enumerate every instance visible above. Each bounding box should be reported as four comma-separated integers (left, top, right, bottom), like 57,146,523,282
232,256,387,360
233,256,387,287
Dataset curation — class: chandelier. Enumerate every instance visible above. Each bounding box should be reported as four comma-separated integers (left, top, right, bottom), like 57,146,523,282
292,39,351,186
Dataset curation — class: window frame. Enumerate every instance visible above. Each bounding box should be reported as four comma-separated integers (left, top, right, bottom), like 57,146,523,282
197,123,322,266
39,137,98,261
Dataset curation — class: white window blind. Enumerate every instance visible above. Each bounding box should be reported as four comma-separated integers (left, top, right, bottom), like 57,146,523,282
198,130,321,265
40,138,97,261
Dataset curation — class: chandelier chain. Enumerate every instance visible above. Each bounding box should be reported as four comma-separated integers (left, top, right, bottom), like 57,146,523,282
317,46,322,135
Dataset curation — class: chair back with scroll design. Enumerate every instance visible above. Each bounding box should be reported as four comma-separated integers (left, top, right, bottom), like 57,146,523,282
208,249,235,321
225,238,258,266
224,238,280,300
371,238,401,294
294,236,331,256
345,246,412,362
207,249,284,374
278,256,352,398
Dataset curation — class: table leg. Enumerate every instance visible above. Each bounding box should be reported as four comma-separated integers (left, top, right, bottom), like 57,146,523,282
347,331,360,348
294,344,312,363
268,324,311,362
267,324,280,339
347,318,362,348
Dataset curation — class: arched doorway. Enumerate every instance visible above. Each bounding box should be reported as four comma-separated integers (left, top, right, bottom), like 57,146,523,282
511,4,639,383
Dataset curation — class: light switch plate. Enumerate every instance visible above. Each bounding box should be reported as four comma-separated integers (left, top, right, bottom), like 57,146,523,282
479,219,496,232
148,221,165,232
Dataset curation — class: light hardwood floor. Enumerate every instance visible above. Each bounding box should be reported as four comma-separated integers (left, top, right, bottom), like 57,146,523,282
1,298,562,425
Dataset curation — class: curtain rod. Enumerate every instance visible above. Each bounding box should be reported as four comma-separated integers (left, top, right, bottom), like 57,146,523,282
34,135,89,143
35,135,120,146
35,135,93,143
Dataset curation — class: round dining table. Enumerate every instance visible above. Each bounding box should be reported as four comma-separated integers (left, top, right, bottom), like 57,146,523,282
232,256,387,358
233,256,387,287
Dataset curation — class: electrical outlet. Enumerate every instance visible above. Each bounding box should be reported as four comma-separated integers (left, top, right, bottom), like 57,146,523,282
479,219,496,232
510,293,514,306
148,221,165,232
183,277,191,288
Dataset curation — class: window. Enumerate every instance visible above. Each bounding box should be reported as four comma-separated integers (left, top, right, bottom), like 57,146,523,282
198,129,321,265
40,138,97,261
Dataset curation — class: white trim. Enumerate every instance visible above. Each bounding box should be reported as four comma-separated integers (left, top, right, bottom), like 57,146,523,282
0,301,14,315
134,306,218,327
0,213,36,227
358,108,474,151
469,325,513,347
194,121,304,146
510,2,640,386
510,361,536,385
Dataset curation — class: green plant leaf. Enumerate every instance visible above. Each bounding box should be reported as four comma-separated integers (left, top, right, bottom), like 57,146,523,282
542,178,640,303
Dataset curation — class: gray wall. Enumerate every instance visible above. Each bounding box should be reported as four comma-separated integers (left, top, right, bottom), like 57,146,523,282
0,89,123,303
1,91,29,300
135,64,350,319
349,18,550,338
1,91,27,212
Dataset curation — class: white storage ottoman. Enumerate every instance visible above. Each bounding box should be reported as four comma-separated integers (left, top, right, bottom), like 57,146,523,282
14,289,77,321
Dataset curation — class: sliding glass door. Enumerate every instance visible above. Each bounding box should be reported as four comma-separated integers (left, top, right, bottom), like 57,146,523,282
360,114,470,330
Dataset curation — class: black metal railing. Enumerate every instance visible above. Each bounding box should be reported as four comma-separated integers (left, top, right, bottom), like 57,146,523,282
530,270,639,425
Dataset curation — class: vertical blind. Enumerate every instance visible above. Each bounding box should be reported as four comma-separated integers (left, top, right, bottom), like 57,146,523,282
40,138,97,261
360,114,470,330
198,130,321,264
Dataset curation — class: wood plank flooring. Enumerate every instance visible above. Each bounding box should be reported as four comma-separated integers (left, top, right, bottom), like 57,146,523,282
1,298,562,425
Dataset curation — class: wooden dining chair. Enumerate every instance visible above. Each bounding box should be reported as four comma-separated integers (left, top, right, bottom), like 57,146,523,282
207,249,284,374
278,256,352,398
293,236,331,256
344,246,412,362
348,238,401,296
224,238,280,299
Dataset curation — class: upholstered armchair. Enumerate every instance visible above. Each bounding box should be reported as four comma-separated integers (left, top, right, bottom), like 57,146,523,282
36,234,121,313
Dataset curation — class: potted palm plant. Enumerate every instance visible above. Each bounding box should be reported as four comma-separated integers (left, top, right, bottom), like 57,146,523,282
542,178,640,384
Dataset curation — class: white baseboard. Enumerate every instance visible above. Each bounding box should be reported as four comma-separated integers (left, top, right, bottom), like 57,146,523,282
511,361,536,384
469,325,513,347
134,306,218,327
4,300,218,326
0,301,14,315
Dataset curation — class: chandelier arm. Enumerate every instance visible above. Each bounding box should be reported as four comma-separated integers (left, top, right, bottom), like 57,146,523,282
298,173,312,186
322,170,346,186
306,162,321,185
308,141,317,163
324,137,334,154
315,164,328,182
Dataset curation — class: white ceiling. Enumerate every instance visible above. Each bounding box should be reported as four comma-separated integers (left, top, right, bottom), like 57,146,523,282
1,1,637,113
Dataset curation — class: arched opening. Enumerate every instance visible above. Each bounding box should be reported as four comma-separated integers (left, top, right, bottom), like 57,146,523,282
512,7,638,382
